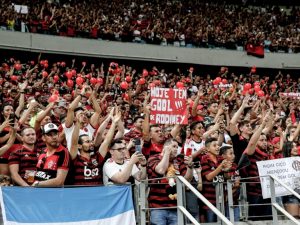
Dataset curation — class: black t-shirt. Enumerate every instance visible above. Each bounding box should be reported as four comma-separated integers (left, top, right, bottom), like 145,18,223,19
230,133,249,164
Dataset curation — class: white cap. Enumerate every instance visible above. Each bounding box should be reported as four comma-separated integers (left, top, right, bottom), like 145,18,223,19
43,123,58,134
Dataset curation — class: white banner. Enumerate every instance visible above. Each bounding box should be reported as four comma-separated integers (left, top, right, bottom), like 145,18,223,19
279,92,300,99
257,157,300,199
13,4,28,14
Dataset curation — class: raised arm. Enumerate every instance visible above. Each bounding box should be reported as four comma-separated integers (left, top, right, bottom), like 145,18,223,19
229,96,249,136
262,113,276,135
19,100,39,126
213,106,224,123
34,102,55,131
98,111,121,158
245,113,269,156
142,105,151,141
170,124,182,139
89,88,101,128
278,129,285,153
70,121,81,160
65,87,85,128
39,4,44,19
15,81,27,118
0,118,10,134
115,119,125,139
0,129,16,156
94,110,113,147
290,122,300,142
192,89,204,117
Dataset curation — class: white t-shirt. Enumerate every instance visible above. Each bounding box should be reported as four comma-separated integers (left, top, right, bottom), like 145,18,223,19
103,158,139,185
62,123,95,151
183,138,205,155
184,138,205,181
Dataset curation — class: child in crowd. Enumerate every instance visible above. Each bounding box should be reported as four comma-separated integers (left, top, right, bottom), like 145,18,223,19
220,145,240,222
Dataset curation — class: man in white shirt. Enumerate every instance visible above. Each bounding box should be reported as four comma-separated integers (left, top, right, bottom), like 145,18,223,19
63,86,101,150
103,138,147,185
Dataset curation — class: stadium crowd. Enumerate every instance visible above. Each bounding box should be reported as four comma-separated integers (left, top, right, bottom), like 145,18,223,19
0,55,299,224
1,0,300,52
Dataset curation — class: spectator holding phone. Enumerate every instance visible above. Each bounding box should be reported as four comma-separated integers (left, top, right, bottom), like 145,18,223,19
103,138,147,185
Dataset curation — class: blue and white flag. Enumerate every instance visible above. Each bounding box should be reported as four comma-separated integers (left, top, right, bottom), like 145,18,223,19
0,185,136,225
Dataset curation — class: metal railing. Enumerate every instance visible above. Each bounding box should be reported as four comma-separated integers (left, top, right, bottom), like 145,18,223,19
176,176,233,225
269,175,300,225
225,175,300,224
138,174,300,225
137,176,233,225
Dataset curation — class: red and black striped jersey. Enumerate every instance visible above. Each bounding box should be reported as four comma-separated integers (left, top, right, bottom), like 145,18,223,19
71,151,104,186
35,129,46,155
147,154,187,208
223,163,240,205
241,148,272,196
142,140,164,159
8,145,38,185
124,128,143,142
35,145,70,182
201,155,224,209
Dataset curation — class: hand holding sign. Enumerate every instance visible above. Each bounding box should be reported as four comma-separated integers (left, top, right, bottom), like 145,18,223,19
150,87,187,125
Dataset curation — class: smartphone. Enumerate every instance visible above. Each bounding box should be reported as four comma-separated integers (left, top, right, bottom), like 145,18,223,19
9,113,15,121
193,161,201,168
134,138,142,153
186,148,192,156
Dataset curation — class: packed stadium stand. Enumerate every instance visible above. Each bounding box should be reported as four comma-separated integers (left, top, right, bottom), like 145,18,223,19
0,0,300,225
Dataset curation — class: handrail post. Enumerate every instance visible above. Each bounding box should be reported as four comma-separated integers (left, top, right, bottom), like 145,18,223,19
135,184,141,225
269,176,278,225
227,180,235,223
140,181,146,225
240,182,248,221
176,176,185,225
216,182,225,224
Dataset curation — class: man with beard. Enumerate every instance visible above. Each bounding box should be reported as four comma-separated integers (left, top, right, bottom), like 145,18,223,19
9,127,37,186
239,112,272,221
69,110,121,185
33,123,70,187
